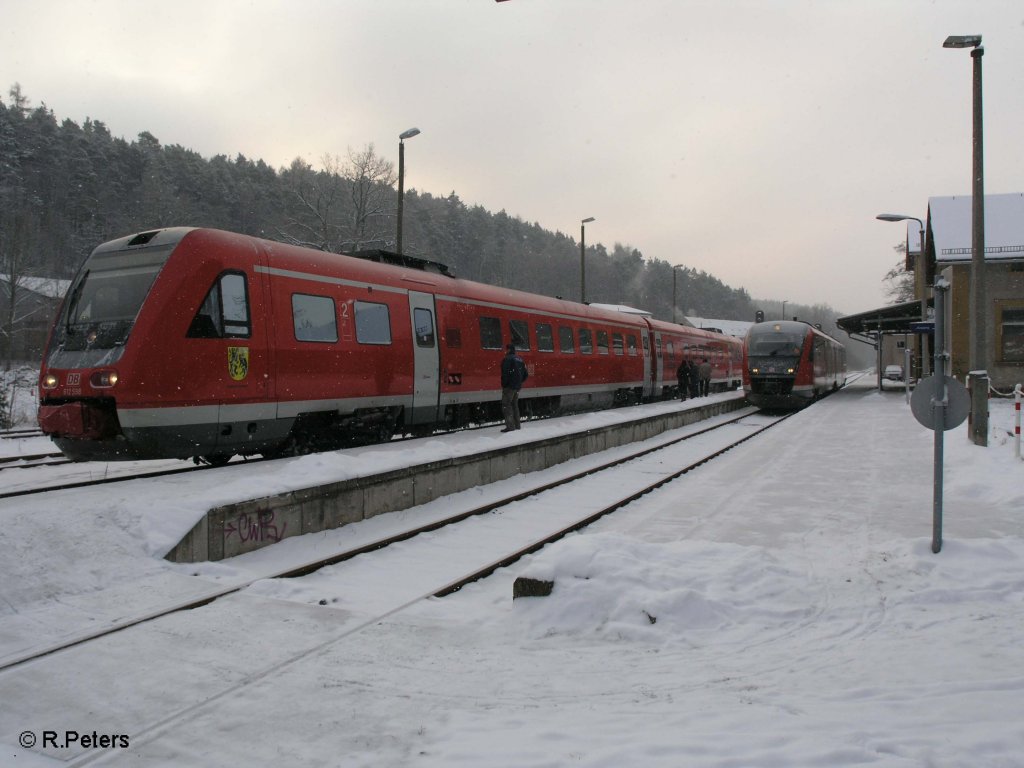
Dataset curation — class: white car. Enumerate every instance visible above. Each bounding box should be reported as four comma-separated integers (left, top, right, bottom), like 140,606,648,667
883,365,904,381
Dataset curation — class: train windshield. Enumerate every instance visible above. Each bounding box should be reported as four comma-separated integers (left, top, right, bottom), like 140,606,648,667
59,247,172,351
748,332,804,358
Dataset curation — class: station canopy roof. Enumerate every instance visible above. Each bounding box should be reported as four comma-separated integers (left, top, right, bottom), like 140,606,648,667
837,299,932,337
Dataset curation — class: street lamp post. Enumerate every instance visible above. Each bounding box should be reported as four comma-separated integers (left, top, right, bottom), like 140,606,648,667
580,217,595,303
943,34,988,446
781,300,787,321
876,213,930,377
396,127,421,255
672,265,681,324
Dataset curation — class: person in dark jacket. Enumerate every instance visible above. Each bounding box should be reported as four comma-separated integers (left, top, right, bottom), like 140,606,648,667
500,344,529,431
688,359,701,399
676,359,690,400
698,358,712,397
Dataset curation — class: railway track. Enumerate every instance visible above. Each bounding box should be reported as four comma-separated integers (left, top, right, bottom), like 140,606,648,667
2,407,789,764
1,408,782,672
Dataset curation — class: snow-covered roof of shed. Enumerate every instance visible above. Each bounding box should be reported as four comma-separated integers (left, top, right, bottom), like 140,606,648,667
588,303,655,318
0,274,71,299
930,193,1024,263
686,317,753,338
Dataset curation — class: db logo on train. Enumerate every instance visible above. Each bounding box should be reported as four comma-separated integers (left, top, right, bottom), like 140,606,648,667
228,346,250,381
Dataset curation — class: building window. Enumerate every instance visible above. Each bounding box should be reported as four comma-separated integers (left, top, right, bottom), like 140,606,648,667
998,303,1024,362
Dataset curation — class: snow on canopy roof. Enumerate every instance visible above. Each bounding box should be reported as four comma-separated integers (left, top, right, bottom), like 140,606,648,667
929,193,1024,264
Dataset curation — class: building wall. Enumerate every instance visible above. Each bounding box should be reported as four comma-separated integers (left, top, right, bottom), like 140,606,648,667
942,263,1024,390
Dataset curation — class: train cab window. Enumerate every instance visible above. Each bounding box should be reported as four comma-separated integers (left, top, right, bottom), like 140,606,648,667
354,300,392,345
536,323,554,352
187,271,251,339
292,294,338,342
612,333,624,356
627,335,638,356
510,319,530,351
413,308,435,348
579,328,593,354
558,326,575,353
479,316,502,349
596,331,609,355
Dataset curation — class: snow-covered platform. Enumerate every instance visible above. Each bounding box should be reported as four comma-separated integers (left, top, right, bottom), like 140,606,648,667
167,393,748,562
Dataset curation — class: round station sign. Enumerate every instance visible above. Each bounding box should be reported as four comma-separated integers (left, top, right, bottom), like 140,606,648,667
910,374,970,431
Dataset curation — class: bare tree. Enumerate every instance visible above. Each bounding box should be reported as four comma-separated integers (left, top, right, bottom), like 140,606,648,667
883,242,916,304
343,143,396,251
278,145,396,254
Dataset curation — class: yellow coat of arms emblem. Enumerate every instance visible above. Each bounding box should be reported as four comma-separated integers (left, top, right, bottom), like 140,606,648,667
228,346,250,381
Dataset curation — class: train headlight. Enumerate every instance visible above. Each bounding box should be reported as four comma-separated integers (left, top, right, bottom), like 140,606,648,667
90,370,119,388
42,374,59,390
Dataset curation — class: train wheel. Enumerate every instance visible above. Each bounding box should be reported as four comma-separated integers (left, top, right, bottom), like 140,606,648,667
197,452,232,467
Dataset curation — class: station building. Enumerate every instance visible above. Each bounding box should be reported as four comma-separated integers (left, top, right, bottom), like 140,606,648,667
839,193,1024,393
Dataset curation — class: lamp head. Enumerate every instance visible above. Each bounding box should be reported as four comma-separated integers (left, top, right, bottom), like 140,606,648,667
943,35,982,49
399,127,421,141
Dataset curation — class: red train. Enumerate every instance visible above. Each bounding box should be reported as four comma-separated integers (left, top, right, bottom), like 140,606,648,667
742,320,847,410
38,227,743,464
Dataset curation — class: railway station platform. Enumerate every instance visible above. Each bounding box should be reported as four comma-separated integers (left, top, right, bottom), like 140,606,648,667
166,393,749,563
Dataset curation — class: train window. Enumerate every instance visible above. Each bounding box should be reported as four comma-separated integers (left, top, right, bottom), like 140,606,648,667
612,333,624,356
627,335,638,356
642,335,650,353
445,328,462,348
558,326,575,353
479,316,502,349
510,319,530,351
578,328,593,354
354,301,392,345
187,271,250,339
413,308,435,348
596,331,609,355
536,323,555,352
221,274,250,336
666,340,674,358
292,294,338,342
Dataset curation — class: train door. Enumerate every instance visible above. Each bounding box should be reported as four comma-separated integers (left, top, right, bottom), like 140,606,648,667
184,261,272,458
653,331,664,395
406,290,440,425
641,330,653,399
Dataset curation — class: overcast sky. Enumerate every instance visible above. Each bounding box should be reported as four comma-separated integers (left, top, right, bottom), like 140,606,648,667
3,0,1022,313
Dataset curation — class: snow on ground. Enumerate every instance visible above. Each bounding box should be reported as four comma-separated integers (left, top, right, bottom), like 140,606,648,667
2,375,1023,767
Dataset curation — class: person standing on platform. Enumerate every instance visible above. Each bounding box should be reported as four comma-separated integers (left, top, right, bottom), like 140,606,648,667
500,344,529,432
688,359,701,399
676,359,690,400
698,358,712,397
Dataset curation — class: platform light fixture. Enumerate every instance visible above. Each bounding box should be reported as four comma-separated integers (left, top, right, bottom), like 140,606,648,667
580,217,595,303
397,127,421,255
943,33,987,445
